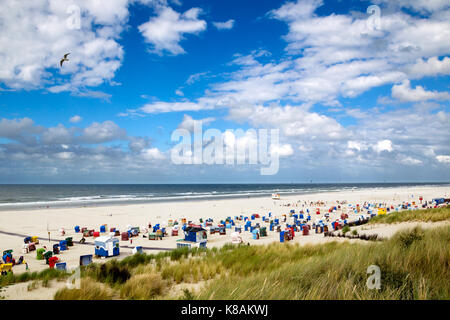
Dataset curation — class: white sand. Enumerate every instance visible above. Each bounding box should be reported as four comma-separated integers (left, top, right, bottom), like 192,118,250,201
0,184,449,279
0,279,68,300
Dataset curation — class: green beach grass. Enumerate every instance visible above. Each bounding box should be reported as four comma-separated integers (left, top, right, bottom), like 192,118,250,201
368,205,450,224
0,267,68,288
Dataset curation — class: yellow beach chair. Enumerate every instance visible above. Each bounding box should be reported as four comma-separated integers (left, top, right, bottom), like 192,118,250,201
1,263,13,274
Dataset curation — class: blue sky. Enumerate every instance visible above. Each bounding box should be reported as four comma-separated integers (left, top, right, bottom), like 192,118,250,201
0,0,449,183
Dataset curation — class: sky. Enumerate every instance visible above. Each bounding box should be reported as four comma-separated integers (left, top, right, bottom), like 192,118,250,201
0,0,449,183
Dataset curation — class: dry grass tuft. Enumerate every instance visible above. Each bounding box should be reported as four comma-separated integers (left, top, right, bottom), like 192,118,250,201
120,273,167,300
54,279,114,300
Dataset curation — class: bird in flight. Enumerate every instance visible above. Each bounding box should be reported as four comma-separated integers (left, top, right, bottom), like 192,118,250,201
60,53,70,67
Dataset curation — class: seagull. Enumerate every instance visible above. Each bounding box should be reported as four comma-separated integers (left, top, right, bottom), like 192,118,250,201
60,53,70,67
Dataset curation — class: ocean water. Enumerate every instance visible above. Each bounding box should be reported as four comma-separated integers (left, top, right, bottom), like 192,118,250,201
0,183,446,210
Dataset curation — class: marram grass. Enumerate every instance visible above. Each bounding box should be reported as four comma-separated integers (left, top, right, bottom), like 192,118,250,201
54,279,114,300
197,225,449,299
369,205,450,224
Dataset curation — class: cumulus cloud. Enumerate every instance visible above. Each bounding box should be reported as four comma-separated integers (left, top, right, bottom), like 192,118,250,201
138,6,206,55
0,118,43,141
407,57,450,78
0,117,168,181
130,1,450,121
178,114,215,132
140,147,166,160
115,1,450,180
397,155,423,165
213,19,235,30
139,101,210,114
186,71,210,85
80,121,127,144
436,155,450,163
0,0,130,92
375,0,450,13
56,151,75,160
41,125,75,145
270,144,294,157
135,1,450,116
69,115,83,123
128,137,151,152
266,0,450,104
347,141,368,152
228,105,348,141
392,80,450,102
373,140,393,153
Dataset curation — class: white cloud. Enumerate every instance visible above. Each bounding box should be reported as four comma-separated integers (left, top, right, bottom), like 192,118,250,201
373,140,393,153
347,141,368,151
221,130,259,164
271,144,294,157
178,114,215,132
130,2,450,117
0,118,43,140
0,116,174,181
228,105,348,141
138,6,206,55
213,19,235,30
141,147,165,160
140,101,207,114
407,57,450,78
128,137,150,152
436,155,450,163
186,71,209,85
69,115,82,123
376,0,450,13
41,125,74,145
56,152,75,160
229,49,271,66
0,0,129,91
81,121,127,143
392,80,450,102
266,0,450,105
397,155,423,165
114,1,450,180
270,0,323,20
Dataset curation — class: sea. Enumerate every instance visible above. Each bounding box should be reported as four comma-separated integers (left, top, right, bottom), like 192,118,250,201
0,183,447,211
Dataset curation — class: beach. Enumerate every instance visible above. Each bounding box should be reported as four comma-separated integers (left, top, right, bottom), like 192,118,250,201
0,184,449,278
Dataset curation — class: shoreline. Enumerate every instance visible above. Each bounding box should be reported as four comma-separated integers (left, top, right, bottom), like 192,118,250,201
0,182,448,212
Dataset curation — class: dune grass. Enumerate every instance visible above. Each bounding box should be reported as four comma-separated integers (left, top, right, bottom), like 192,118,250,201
120,273,167,299
196,225,449,299
369,206,450,224
0,267,68,288
54,278,114,300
